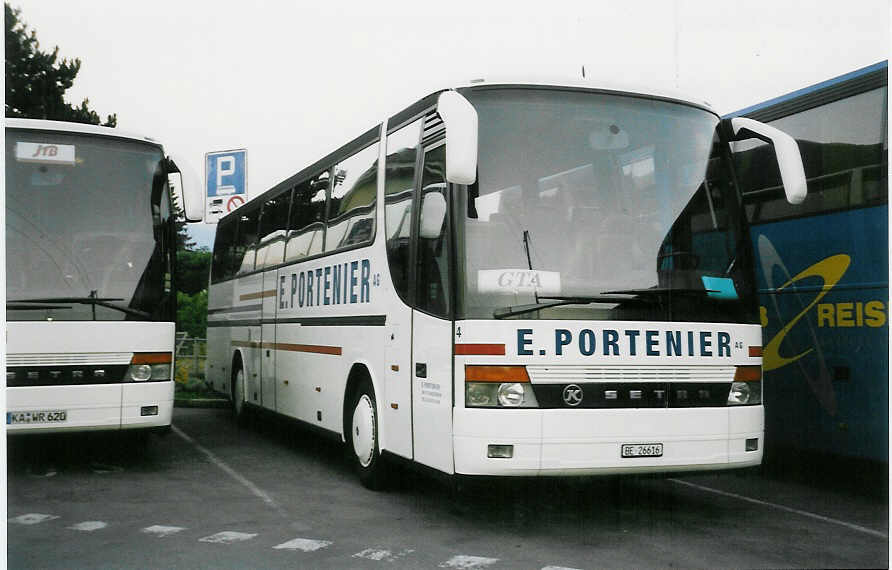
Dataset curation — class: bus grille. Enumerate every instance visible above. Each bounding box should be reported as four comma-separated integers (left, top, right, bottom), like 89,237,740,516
7,352,133,366
526,365,736,384
526,365,737,408
6,365,131,387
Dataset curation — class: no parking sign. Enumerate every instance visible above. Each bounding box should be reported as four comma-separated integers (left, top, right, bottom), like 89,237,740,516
204,149,247,223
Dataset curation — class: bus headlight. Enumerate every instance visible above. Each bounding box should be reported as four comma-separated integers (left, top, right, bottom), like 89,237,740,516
464,366,539,408
151,364,172,380
728,381,761,405
129,364,152,381
127,353,173,382
728,365,762,405
498,383,525,406
465,382,538,408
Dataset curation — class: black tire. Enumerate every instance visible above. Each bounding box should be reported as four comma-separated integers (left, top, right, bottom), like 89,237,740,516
231,366,249,425
349,380,387,490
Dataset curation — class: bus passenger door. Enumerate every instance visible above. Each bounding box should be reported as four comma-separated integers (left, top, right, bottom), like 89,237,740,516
260,266,278,411
411,143,454,474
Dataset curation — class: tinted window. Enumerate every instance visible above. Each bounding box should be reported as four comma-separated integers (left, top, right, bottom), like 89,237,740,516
416,143,450,317
234,206,260,275
327,142,378,252
385,119,422,301
285,171,328,262
212,216,238,282
256,191,291,270
737,86,888,224
5,130,169,320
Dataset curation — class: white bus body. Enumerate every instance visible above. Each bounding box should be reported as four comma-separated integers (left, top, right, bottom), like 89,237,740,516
207,80,805,487
6,119,200,434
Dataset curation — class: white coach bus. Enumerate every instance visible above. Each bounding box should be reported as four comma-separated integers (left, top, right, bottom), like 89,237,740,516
206,79,806,488
6,119,203,434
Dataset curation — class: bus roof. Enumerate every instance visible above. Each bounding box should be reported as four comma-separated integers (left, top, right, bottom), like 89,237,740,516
5,117,162,147
451,76,716,113
725,60,888,119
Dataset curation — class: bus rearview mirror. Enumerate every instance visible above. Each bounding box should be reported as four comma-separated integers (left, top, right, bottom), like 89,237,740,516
437,90,478,185
167,154,205,222
729,117,807,205
419,191,447,239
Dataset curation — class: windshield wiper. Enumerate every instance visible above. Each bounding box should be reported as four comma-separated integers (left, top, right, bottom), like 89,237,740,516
493,294,652,319
8,297,152,320
7,303,72,311
601,287,717,297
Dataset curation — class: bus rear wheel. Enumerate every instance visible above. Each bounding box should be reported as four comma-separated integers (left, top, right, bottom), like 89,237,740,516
350,380,387,490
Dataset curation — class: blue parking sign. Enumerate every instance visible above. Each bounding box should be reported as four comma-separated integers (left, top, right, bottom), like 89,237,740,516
205,149,247,223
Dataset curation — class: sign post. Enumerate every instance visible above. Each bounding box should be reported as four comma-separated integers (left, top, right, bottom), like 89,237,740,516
204,149,247,223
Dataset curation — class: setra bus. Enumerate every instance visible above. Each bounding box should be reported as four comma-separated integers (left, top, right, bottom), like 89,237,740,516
728,61,888,463
5,119,203,435
206,79,807,488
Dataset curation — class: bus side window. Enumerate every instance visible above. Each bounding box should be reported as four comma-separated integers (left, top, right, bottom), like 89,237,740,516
211,217,238,282
327,142,378,252
286,171,329,262
234,206,260,276
384,118,422,302
256,190,291,270
737,86,888,224
416,143,450,317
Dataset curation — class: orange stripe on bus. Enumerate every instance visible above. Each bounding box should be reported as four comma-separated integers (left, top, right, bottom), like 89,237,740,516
239,290,277,301
231,340,341,356
274,343,342,356
455,343,506,356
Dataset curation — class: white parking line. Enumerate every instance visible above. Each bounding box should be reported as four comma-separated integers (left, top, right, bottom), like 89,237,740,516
670,478,888,539
542,566,582,570
440,555,500,569
172,425,280,513
353,548,415,562
8,513,59,525
273,537,332,551
68,521,107,532
198,531,258,544
141,525,187,537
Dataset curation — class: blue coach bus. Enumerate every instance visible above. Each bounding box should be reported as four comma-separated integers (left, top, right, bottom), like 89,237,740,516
728,61,888,463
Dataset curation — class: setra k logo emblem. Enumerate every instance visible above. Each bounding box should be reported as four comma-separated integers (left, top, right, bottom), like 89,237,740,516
562,384,583,407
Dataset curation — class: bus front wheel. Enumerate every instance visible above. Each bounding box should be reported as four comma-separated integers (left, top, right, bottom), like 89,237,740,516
350,380,387,490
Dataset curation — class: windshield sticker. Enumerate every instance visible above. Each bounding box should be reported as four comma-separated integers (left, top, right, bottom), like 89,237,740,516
15,142,76,166
478,269,560,295
701,276,738,300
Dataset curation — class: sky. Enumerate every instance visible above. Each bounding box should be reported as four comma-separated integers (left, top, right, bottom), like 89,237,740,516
12,0,890,249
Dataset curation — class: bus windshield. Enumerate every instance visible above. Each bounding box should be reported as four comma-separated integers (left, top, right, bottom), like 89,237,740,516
5,129,171,322
457,88,757,323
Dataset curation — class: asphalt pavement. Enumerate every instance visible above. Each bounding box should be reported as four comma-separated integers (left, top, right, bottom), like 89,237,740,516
7,407,889,569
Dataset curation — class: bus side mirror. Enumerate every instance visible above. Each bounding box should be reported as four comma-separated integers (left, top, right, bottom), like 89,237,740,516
729,117,807,205
167,155,205,222
419,191,447,239
437,90,478,185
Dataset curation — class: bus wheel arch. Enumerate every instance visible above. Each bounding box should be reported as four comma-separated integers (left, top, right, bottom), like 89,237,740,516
343,364,388,490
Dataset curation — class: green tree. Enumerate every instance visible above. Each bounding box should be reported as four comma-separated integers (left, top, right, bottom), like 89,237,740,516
170,193,197,251
176,290,208,339
5,3,116,126
177,249,212,296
